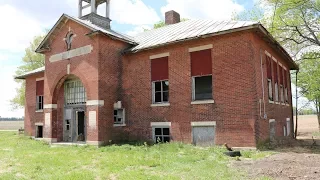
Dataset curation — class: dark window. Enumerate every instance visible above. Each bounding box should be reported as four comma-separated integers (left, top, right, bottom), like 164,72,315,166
36,96,44,110
154,127,170,143
153,80,169,103
193,75,212,101
266,55,273,101
114,109,125,125
36,126,43,138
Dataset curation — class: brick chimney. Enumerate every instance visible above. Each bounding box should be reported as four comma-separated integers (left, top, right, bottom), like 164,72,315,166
165,10,180,25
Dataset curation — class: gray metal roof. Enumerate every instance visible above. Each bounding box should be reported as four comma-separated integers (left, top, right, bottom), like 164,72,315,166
129,20,258,52
66,15,136,44
15,66,45,79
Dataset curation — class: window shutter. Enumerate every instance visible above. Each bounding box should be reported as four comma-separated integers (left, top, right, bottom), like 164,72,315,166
151,57,169,81
36,80,44,96
273,60,278,83
266,56,272,79
279,64,283,85
191,49,212,76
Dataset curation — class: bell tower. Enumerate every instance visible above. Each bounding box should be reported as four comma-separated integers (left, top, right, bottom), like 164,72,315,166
78,0,111,29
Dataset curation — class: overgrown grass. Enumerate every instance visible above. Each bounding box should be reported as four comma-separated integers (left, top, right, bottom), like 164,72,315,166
0,132,270,180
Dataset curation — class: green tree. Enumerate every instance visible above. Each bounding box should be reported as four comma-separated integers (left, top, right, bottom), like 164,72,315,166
152,18,190,29
296,55,320,131
11,35,45,109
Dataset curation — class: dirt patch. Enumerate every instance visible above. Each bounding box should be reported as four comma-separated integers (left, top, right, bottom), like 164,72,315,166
232,152,320,180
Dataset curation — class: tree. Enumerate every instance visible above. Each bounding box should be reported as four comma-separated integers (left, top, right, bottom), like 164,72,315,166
266,0,320,59
11,35,45,109
296,55,320,131
152,18,189,29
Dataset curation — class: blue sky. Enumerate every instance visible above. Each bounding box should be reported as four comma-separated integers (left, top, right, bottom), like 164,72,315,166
0,0,258,117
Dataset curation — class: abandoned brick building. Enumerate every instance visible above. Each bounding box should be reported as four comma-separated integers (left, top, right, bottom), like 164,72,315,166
16,0,298,147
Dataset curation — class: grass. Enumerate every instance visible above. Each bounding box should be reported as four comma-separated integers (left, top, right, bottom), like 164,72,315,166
312,132,320,137
0,132,271,180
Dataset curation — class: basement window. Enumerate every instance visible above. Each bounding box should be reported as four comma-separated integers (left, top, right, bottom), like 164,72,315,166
152,81,169,103
114,109,125,125
153,127,170,143
192,75,213,101
35,126,43,138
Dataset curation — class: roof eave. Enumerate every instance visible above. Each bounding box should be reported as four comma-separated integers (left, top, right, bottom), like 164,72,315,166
257,25,299,70
14,70,45,80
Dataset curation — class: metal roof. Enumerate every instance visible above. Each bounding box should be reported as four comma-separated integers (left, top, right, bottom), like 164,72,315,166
129,20,258,52
15,66,45,79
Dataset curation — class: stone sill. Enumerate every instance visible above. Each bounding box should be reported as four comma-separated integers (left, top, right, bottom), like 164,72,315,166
151,103,170,107
113,124,126,127
35,110,44,113
191,100,215,105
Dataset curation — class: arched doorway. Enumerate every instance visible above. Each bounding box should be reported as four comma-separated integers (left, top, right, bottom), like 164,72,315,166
62,75,87,142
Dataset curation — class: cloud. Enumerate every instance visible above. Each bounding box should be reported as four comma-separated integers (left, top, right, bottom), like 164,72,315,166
97,0,160,25
126,25,151,36
0,64,24,118
161,0,244,20
0,4,44,52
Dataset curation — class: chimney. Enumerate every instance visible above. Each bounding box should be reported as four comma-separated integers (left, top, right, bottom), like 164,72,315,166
78,0,112,29
165,10,180,25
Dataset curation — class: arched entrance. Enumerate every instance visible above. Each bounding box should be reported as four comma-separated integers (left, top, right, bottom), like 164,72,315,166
62,75,87,142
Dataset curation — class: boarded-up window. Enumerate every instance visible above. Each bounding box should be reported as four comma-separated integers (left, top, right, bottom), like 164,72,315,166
266,55,273,101
151,57,168,81
191,49,212,76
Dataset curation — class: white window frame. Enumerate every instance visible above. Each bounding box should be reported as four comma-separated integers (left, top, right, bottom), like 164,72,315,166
151,122,171,143
36,95,44,111
192,75,213,101
286,118,291,136
64,80,87,105
114,108,125,126
152,80,169,104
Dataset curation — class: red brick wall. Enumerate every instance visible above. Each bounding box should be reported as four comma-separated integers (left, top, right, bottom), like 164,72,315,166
117,31,261,147
24,72,44,136
251,33,294,142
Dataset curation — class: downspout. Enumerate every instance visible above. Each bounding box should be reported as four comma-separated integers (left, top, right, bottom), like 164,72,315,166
260,49,267,119
294,70,299,139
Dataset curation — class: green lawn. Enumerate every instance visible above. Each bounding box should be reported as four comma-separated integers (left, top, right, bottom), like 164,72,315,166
0,132,270,180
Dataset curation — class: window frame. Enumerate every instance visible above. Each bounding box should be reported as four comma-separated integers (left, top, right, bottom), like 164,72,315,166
36,95,44,111
114,108,125,126
152,80,169,104
152,126,171,143
64,80,87,106
192,75,213,101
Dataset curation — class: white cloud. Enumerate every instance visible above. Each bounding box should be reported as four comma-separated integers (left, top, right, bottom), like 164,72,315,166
96,0,160,25
126,25,151,36
0,65,24,118
161,0,244,20
0,4,43,52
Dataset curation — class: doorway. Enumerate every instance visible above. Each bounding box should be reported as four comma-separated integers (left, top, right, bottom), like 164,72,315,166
77,111,85,142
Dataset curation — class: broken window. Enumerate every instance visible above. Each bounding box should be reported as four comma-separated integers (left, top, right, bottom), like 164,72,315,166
36,80,44,110
193,75,212,100
284,69,289,103
114,109,125,125
151,56,169,104
64,80,86,105
154,127,170,143
266,55,273,101
190,49,213,101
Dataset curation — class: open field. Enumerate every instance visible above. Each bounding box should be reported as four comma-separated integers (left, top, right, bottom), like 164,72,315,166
0,131,271,180
0,121,24,131
294,115,319,139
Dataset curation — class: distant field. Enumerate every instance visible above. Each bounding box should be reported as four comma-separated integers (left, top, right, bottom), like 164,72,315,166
294,115,319,139
0,121,24,130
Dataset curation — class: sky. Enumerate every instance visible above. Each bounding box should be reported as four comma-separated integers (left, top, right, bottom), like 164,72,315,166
0,0,258,118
